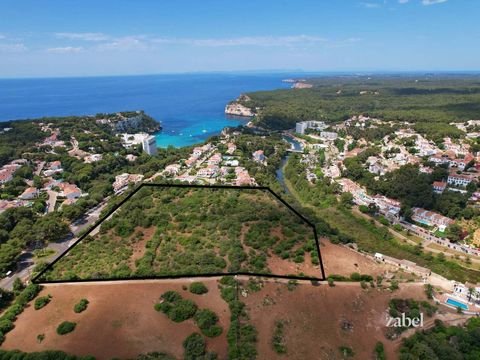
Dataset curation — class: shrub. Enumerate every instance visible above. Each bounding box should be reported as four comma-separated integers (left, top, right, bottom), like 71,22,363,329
34,295,51,310
189,282,208,295
161,291,182,303
389,280,399,291
339,346,354,358
272,320,287,354
194,309,222,338
374,341,386,360
328,278,335,287
56,321,76,335
74,299,89,313
168,299,198,322
12,278,25,295
137,352,175,360
183,333,206,359
0,319,13,333
287,279,298,291
16,284,42,306
424,284,434,299
156,291,198,323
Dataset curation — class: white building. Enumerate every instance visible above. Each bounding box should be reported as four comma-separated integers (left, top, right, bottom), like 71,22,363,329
142,135,157,156
447,172,474,187
295,121,327,135
320,131,338,141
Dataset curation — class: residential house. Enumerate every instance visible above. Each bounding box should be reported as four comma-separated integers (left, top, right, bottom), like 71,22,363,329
373,195,401,219
165,164,181,175
59,183,82,200
447,172,474,187
252,150,265,163
19,187,39,200
0,170,13,184
84,154,103,163
207,153,222,166
113,173,144,193
226,143,237,155
433,181,447,193
411,207,454,232
197,165,219,178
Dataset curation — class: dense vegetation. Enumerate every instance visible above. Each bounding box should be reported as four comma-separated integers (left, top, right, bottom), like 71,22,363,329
242,75,480,129
0,284,42,344
387,298,437,338
41,187,317,280
220,276,258,359
0,207,70,274
0,112,189,275
0,350,95,360
400,318,480,359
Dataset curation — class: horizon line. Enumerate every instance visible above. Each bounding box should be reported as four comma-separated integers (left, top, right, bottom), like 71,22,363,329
2,69,480,81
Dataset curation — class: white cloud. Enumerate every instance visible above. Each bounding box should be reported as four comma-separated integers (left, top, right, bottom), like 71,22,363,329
0,43,27,53
96,36,149,51
152,35,329,47
55,32,110,41
422,0,448,5
0,34,6,40
360,2,382,8
398,0,409,4
47,46,83,54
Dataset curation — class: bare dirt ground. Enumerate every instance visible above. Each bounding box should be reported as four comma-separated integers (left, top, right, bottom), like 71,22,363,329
267,251,319,277
242,280,434,360
2,279,229,360
129,226,156,267
321,239,396,277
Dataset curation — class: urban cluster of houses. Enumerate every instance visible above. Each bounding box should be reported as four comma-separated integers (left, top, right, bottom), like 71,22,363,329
0,161,23,184
159,134,264,186
0,158,85,214
291,116,480,238
337,178,402,220
113,173,145,194
38,125,66,148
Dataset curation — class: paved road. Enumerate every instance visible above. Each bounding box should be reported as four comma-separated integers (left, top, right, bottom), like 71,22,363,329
0,199,110,290
46,190,57,213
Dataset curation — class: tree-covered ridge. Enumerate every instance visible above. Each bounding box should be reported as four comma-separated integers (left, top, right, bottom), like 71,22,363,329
0,110,160,167
41,187,318,281
242,76,480,129
400,318,480,359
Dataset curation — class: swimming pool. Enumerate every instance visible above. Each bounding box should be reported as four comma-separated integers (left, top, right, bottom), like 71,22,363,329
446,298,469,310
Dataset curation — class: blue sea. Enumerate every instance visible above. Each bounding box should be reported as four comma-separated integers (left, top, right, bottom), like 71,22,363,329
0,73,293,148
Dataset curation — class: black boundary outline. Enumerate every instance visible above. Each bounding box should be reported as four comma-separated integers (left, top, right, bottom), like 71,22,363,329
32,184,326,284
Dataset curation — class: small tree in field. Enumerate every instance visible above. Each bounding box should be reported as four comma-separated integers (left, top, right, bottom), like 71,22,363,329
189,282,209,295
56,321,76,335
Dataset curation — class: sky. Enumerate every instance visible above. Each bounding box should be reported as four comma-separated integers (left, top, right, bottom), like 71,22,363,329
0,0,479,78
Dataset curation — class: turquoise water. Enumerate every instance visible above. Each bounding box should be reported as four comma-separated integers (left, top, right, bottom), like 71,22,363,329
0,73,294,148
446,298,468,310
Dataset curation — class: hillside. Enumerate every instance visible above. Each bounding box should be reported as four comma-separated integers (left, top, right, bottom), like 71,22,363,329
241,75,480,130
